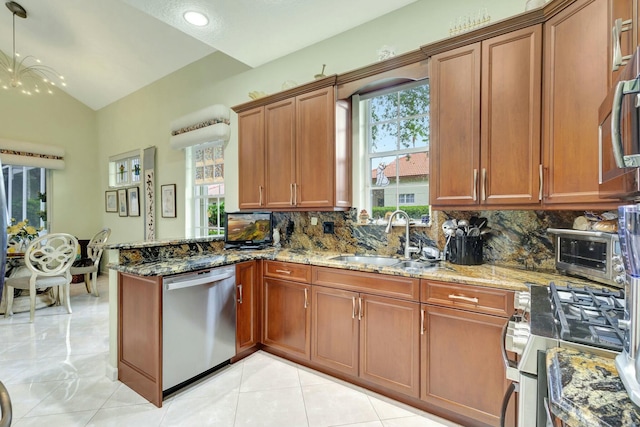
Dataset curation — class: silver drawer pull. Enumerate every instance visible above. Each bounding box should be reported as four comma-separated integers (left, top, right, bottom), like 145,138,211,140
275,269,291,275
448,294,479,304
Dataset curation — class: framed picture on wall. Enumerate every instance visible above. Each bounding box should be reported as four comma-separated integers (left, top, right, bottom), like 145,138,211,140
161,184,176,218
118,189,128,217
127,187,140,217
105,190,117,213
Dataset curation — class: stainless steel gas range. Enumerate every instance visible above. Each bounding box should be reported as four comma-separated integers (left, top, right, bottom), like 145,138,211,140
503,281,623,427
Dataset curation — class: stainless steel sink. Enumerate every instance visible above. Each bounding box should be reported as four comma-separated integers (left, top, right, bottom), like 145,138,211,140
393,260,437,272
329,255,401,267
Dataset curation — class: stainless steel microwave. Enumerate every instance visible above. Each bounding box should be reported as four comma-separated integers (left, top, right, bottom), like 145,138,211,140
599,46,640,200
547,228,625,288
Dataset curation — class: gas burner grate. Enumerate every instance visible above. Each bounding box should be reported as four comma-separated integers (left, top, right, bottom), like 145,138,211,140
549,282,625,351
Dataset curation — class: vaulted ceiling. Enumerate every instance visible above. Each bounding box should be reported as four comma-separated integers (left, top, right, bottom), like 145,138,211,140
0,0,416,110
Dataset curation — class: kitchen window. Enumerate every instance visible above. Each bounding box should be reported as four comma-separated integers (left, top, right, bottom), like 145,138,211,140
187,141,225,237
359,80,430,223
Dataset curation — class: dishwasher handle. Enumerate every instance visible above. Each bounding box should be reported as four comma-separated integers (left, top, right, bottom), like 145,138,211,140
164,270,234,291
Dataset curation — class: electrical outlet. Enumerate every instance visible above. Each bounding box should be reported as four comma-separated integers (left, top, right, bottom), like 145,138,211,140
323,221,334,234
311,217,318,226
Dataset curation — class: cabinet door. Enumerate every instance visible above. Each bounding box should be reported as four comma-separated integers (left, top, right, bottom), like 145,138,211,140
421,304,513,427
311,286,359,376
542,0,609,206
238,107,266,210
296,87,336,208
263,277,311,360
481,25,542,206
118,273,163,407
359,294,420,397
430,43,481,207
236,261,259,354
265,98,296,208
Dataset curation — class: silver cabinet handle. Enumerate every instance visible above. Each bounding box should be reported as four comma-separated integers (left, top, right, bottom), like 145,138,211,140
290,183,294,206
237,284,243,304
304,288,308,309
275,269,291,275
420,309,425,335
612,18,633,71
481,168,486,201
472,169,478,201
352,296,356,319
448,294,479,304
358,297,363,320
259,186,263,206
538,164,543,201
294,183,298,205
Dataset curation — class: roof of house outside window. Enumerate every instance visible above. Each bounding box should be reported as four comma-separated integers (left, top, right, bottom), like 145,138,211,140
371,152,429,179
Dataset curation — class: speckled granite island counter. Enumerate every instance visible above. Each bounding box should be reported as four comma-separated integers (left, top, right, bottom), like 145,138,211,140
546,347,640,426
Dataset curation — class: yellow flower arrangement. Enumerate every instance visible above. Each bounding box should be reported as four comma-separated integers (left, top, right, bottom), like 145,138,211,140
7,218,40,253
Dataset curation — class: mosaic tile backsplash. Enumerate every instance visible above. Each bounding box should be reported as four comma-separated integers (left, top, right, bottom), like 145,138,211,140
273,209,585,272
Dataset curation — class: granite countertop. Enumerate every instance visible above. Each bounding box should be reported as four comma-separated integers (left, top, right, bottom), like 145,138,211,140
108,247,602,292
547,348,640,426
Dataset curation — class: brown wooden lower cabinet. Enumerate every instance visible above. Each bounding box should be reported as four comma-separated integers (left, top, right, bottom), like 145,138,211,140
311,284,421,398
235,260,260,354
421,303,514,427
311,285,359,376
360,294,421,397
118,272,163,407
263,276,311,359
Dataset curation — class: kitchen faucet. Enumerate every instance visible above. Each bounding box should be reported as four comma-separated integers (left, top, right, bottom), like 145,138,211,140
385,209,420,259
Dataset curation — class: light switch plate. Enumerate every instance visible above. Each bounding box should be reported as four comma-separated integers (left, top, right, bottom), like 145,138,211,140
311,217,318,225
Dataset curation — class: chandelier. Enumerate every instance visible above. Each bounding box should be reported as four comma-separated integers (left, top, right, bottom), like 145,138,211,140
0,1,66,95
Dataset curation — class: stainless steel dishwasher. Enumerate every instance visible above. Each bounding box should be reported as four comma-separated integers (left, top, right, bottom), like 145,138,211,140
162,265,236,394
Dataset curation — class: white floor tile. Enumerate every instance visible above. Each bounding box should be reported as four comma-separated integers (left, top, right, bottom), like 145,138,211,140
87,403,169,427
239,352,301,392
302,382,379,427
160,393,239,427
235,386,308,427
102,382,155,408
26,375,120,417
12,410,97,427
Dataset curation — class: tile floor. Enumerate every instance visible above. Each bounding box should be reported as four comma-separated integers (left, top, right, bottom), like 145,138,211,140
0,275,462,427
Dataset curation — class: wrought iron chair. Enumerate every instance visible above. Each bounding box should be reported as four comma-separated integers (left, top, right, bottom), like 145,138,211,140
70,228,111,297
4,233,78,322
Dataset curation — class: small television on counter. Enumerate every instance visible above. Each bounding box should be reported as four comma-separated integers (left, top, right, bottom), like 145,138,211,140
224,212,273,249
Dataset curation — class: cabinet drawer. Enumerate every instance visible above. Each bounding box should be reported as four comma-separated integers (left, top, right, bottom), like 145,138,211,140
264,261,312,283
312,267,419,301
421,280,514,318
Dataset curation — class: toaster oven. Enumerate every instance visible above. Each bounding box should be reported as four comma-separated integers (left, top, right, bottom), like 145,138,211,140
547,228,625,288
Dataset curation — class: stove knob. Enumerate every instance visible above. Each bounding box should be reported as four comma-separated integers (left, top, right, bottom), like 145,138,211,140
615,275,626,285
514,291,530,311
619,319,631,330
614,264,625,273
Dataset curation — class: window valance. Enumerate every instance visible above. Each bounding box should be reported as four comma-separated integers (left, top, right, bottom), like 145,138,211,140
0,139,65,169
169,104,231,150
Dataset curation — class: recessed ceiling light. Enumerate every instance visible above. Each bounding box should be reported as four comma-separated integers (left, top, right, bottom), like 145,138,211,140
183,11,208,27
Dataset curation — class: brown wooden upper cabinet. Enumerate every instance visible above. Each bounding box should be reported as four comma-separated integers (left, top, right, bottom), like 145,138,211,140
430,25,542,208
234,83,351,211
542,0,610,206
